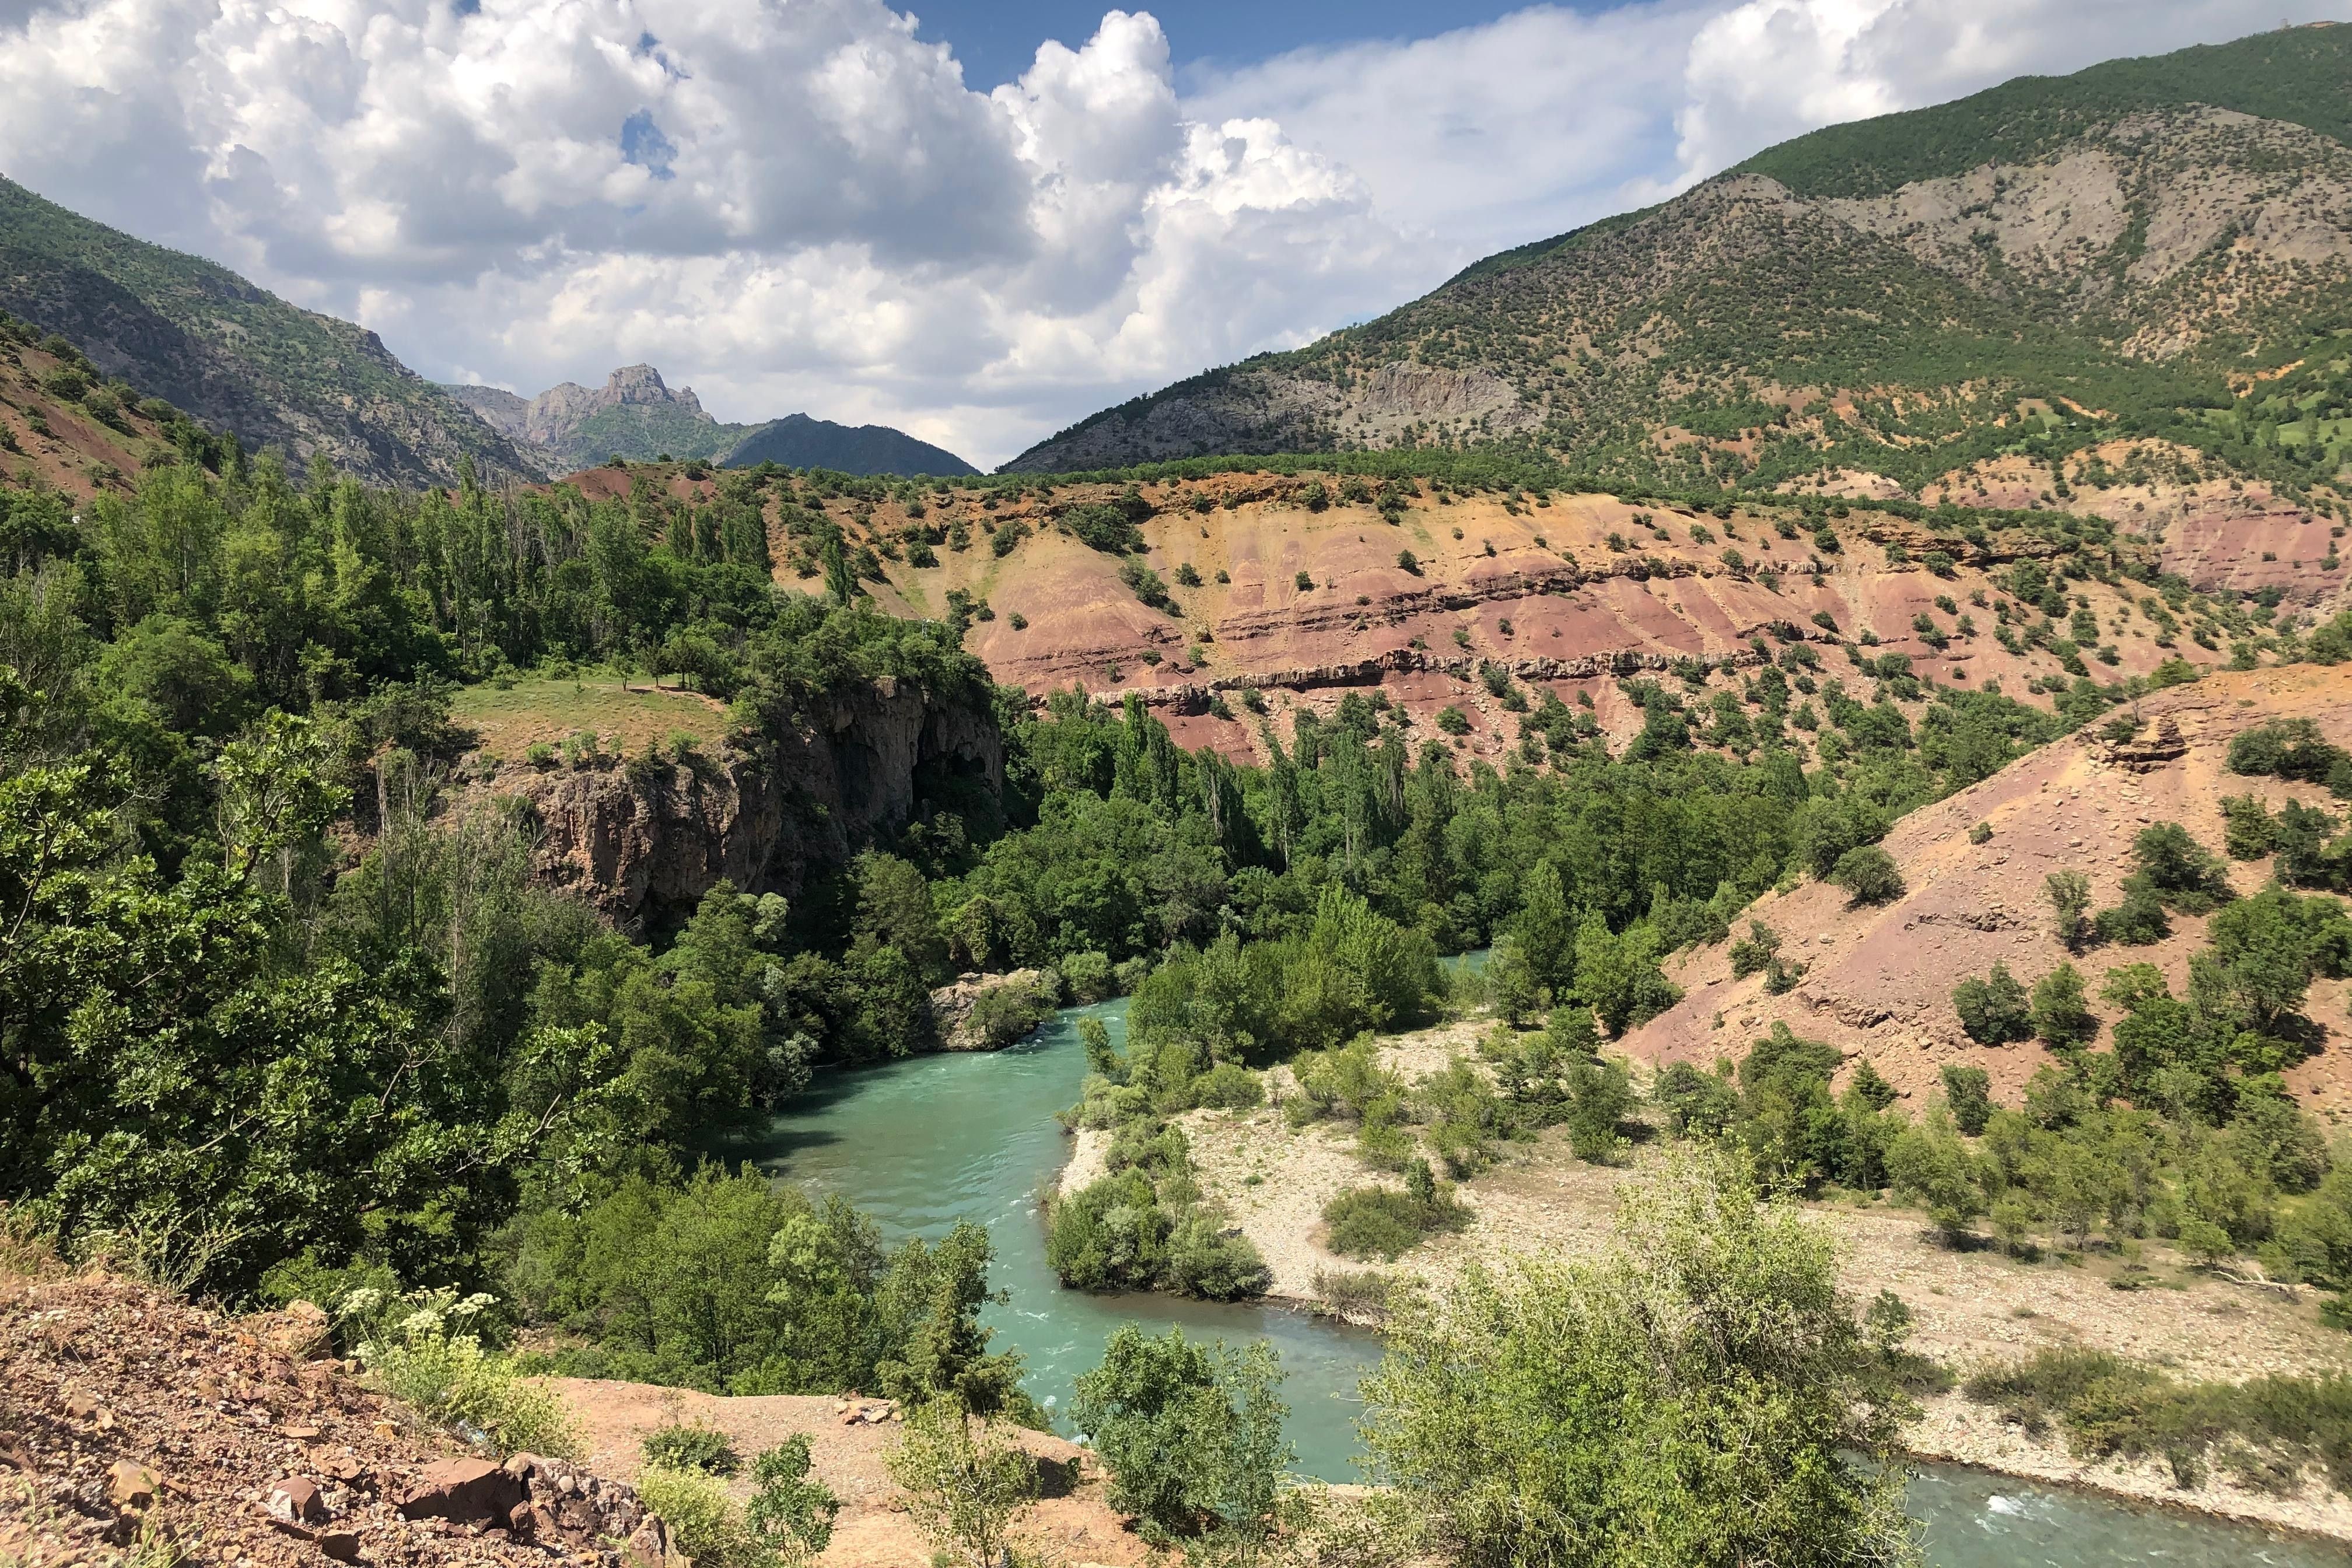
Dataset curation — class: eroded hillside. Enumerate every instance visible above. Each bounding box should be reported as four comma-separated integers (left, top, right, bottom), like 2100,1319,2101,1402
1621,661,2352,1113
743,465,2342,765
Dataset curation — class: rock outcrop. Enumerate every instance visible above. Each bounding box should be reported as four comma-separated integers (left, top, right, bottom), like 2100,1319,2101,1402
482,676,1002,926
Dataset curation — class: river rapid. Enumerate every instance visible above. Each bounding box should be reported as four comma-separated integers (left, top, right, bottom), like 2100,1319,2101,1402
732,998,2348,1568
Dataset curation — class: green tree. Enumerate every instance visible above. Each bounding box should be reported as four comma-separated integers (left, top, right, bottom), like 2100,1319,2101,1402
1362,1149,1917,1568
1570,915,1682,1037
1952,963,2032,1044
884,1398,1036,1568
1071,1326,1293,1556
1829,844,1904,906
1938,1064,1993,1136
2028,963,2096,1048
2044,869,2092,951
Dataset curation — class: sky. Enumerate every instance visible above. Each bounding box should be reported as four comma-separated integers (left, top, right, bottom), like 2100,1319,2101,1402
0,0,2334,468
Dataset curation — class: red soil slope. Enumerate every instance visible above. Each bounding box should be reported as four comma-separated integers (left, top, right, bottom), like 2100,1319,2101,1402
1620,662,2352,1118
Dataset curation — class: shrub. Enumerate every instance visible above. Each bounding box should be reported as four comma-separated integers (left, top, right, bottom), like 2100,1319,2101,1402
638,1466,765,1568
1952,964,2031,1044
1436,706,1471,736
1294,570,1315,591
1165,1213,1272,1300
1938,1065,1992,1136
747,1437,839,1563
1061,950,1116,1002
1323,1165,1471,1261
2094,874,2172,946
1562,1058,1634,1163
1072,1327,1292,1550
349,1289,582,1460
963,979,1054,1049
2028,963,2096,1048
1186,1060,1265,1110
2220,795,2277,860
1654,1060,1738,1136
1311,1267,1397,1323
1727,921,1780,979
1396,549,1420,575
884,1399,1036,1568
642,1423,741,1476
1829,845,1903,907
1363,1149,1915,1566
2129,822,2234,914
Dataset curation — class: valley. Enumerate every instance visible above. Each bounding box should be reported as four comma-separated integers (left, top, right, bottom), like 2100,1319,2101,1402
9,17,2352,1568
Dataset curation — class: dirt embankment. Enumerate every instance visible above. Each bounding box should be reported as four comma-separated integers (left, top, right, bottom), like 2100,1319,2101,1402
844,476,2193,766
0,1265,1145,1568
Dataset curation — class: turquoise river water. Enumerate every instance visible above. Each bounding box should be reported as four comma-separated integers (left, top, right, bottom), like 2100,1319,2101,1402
732,998,2348,1567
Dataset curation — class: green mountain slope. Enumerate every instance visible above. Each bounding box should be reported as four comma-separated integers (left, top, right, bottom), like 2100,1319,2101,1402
1005,24,2352,502
0,174,541,487
720,412,976,477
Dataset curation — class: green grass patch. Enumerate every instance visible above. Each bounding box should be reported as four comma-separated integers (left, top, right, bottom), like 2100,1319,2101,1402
451,672,728,759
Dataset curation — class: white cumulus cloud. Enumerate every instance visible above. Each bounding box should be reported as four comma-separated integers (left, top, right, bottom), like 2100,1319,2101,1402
0,0,2333,466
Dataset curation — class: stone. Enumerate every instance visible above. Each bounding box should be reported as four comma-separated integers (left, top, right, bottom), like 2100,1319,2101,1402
396,1458,524,1525
269,1478,331,1525
317,1528,363,1564
623,1515,688,1568
106,1461,160,1511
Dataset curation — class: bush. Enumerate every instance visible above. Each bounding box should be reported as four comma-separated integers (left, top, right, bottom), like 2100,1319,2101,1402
1938,1065,1992,1135
642,1423,741,1475
1563,1058,1634,1163
1186,1060,1265,1110
2129,822,2234,914
1061,950,1117,1002
746,1437,839,1563
349,1289,582,1460
1952,963,2032,1044
883,1399,1036,1568
1964,1348,2352,1496
1654,1060,1738,1136
1072,1326,1292,1550
638,1466,765,1568
1311,1267,1397,1323
1323,1166,1471,1261
963,978,1055,1049
1727,921,1780,980
1829,845,1903,906
2094,874,2172,946
2028,963,2096,1048
1362,1149,1915,1566
1436,706,1471,736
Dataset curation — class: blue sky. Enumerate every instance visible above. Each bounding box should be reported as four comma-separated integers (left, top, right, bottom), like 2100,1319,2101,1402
905,1,1562,88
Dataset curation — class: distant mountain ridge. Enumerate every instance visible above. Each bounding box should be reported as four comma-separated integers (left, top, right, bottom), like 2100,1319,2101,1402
445,365,978,477
0,173,542,488
1006,24,2352,505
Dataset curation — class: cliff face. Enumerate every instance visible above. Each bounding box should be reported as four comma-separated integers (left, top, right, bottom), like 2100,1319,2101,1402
481,676,1001,925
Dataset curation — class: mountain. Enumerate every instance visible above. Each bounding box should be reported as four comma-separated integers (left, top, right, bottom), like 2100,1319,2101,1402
0,174,541,488
719,411,976,477
1006,25,2352,505
446,364,740,468
446,364,978,477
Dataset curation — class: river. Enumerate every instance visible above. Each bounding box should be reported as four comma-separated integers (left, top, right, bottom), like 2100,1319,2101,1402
734,997,2348,1568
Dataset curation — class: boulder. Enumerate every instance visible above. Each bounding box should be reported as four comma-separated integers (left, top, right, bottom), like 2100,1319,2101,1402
623,1514,690,1568
396,1458,524,1524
